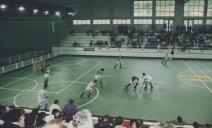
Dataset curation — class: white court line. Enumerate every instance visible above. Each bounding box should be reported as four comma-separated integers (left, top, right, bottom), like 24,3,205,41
1,60,99,106
0,79,71,93
0,78,37,105
1,75,34,88
0,97,14,101
102,61,127,69
176,71,212,90
47,81,71,84
78,88,99,108
78,58,112,68
0,60,67,89
75,81,88,84
78,58,87,65
13,78,38,107
177,71,211,81
1,80,99,108
0,78,37,103
76,81,99,108
0,87,57,94
190,61,212,87
183,61,212,94
78,60,97,68
181,83,212,89
196,62,212,72
57,62,101,94
78,58,127,69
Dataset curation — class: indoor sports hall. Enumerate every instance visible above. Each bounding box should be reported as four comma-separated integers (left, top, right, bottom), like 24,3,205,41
0,0,212,128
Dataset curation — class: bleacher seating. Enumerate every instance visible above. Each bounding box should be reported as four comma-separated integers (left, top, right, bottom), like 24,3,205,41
60,33,129,47
60,35,93,47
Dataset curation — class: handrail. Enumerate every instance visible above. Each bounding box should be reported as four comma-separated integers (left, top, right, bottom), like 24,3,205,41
0,49,51,67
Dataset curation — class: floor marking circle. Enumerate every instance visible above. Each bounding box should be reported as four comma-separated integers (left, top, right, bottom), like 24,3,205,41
76,81,99,109
13,78,38,107
0,97,14,102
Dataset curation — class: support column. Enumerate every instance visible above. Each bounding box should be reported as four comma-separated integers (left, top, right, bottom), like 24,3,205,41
174,0,184,26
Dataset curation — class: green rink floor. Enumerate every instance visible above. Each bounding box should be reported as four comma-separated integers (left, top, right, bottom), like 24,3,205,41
0,56,212,124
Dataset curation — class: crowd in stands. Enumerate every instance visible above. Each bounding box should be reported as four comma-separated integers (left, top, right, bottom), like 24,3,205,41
72,41,80,47
89,40,109,48
1,103,212,128
72,25,212,50
144,24,212,51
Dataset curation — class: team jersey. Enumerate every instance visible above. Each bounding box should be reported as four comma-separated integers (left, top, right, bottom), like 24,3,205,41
130,76,139,85
143,75,152,82
130,79,139,85
44,73,49,78
47,69,50,74
116,59,121,64
37,89,48,104
85,81,96,91
96,70,103,76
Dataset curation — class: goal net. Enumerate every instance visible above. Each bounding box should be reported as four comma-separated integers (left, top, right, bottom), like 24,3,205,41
32,60,45,73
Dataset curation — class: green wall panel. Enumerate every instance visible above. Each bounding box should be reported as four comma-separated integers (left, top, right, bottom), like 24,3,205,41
0,18,67,49
0,18,68,57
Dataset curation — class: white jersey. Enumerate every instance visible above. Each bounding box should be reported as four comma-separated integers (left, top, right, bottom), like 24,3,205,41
130,79,139,85
94,74,103,80
47,69,50,74
164,49,170,57
37,89,48,104
85,82,96,91
143,75,152,82
49,103,60,114
44,73,49,79
116,59,121,64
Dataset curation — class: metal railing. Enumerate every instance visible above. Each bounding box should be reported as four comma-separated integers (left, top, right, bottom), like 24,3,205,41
0,51,61,75
0,49,51,67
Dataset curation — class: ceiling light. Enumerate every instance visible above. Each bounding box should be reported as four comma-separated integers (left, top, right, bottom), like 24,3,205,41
33,9,38,14
55,11,61,16
44,10,49,15
18,6,25,12
0,4,7,10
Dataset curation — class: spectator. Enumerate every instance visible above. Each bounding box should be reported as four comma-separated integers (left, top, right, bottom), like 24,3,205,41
7,105,15,111
114,116,126,128
129,119,136,128
94,117,103,128
135,119,146,128
0,105,6,126
68,109,93,128
63,99,78,122
49,100,60,114
199,36,205,47
54,111,62,121
45,109,61,123
187,25,192,33
205,124,212,128
193,122,199,128
90,40,93,47
95,115,114,128
43,123,67,128
73,41,78,47
172,116,185,125
149,122,173,128
2,108,25,128
25,109,38,128
36,112,47,128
